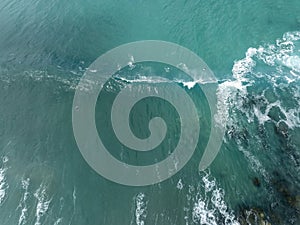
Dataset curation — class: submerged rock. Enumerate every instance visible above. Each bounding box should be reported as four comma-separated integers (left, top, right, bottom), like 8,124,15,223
252,177,261,187
272,174,298,208
271,171,300,223
237,207,272,225
275,121,289,138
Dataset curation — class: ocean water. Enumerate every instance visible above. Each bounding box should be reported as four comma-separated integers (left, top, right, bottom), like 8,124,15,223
0,0,300,225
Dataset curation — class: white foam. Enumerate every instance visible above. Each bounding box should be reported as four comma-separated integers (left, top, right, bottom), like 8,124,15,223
134,193,147,225
53,218,63,225
117,75,170,84
193,199,217,225
17,178,30,225
232,47,257,80
0,156,9,205
128,55,136,69
34,184,52,225
190,172,239,225
219,31,300,184
177,179,184,190
182,81,197,89
68,186,77,225
282,55,300,73
218,31,300,131
253,106,270,125
214,45,259,128
255,31,300,74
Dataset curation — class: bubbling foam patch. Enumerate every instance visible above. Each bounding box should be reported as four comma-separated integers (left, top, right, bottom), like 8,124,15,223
190,172,239,225
133,193,148,225
214,31,300,209
0,156,9,205
17,178,30,225
216,31,300,132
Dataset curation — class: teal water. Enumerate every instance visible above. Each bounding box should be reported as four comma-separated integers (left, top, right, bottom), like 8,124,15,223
0,0,300,224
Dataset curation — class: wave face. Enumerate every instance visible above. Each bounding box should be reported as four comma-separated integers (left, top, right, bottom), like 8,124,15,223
1,0,300,224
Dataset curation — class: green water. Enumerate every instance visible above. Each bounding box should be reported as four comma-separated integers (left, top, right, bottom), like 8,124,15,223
0,0,300,224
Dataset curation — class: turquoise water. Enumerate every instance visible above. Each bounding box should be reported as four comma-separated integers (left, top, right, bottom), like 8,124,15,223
0,0,300,224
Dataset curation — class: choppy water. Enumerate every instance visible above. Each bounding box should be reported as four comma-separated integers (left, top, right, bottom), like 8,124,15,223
0,0,300,225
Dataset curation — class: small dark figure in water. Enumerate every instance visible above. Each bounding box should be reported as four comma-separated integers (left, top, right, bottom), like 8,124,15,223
252,177,261,187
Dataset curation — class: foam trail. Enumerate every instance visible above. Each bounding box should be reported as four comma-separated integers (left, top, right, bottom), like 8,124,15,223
186,172,240,225
0,156,9,205
133,193,148,225
34,184,52,225
17,178,30,225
